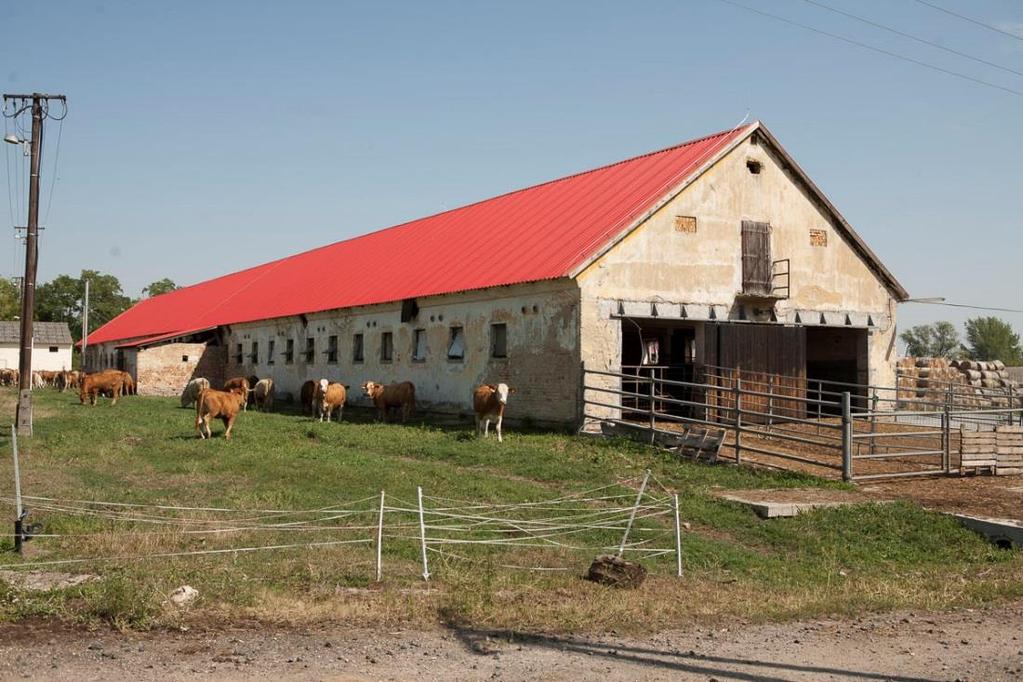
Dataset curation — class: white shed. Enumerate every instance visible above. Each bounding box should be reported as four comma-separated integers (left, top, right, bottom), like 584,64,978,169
0,321,74,372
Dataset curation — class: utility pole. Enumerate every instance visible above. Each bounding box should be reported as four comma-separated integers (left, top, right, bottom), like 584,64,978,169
4,92,67,436
81,278,89,370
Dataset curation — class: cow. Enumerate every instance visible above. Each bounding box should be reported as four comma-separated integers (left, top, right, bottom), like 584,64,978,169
314,379,347,422
473,383,516,443
195,388,247,439
253,378,275,412
31,371,45,389
80,370,124,406
180,377,211,408
300,380,317,416
0,368,17,386
361,381,416,423
247,375,260,408
223,377,251,410
120,371,136,396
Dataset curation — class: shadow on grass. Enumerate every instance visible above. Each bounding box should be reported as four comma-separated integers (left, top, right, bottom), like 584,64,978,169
439,610,940,682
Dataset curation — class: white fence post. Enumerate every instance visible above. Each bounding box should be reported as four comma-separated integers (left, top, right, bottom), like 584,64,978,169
376,490,385,582
617,469,650,557
673,493,683,578
417,486,430,581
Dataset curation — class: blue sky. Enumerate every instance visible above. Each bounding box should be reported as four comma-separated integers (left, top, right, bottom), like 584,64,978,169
2,0,1021,340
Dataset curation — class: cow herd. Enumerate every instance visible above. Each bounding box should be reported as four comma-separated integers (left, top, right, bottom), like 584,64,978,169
3,367,516,442
175,374,514,441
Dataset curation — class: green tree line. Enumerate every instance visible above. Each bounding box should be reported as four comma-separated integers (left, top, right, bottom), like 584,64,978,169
0,272,178,341
901,318,1023,364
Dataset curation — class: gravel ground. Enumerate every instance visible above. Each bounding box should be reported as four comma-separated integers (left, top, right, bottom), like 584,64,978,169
3,603,1023,681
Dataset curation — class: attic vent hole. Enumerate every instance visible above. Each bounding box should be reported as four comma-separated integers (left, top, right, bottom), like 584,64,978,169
746,159,762,175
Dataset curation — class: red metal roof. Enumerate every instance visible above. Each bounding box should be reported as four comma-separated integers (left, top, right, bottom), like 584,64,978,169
87,126,750,345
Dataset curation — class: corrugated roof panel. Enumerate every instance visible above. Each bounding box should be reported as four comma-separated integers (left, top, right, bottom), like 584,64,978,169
87,126,748,345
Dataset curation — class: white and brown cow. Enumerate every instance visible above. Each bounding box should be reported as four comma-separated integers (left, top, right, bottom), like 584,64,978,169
253,378,275,412
314,379,347,422
473,383,515,442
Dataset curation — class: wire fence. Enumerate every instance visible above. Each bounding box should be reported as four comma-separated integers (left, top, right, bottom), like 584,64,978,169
0,468,684,581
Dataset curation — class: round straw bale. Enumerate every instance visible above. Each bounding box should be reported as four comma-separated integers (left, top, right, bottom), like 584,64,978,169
915,358,933,368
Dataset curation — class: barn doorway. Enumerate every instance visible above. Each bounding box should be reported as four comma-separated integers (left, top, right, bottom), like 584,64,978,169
806,327,869,410
620,319,699,417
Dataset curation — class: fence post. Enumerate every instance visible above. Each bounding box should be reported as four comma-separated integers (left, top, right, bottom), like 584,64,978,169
816,381,823,436
617,469,650,557
672,493,683,578
417,486,430,581
376,490,385,582
841,391,853,482
648,370,656,444
767,376,775,428
942,399,952,475
733,377,742,464
869,390,878,456
11,425,24,554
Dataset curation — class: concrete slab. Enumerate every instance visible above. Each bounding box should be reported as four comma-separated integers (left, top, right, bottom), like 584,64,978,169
948,513,1023,549
717,494,861,519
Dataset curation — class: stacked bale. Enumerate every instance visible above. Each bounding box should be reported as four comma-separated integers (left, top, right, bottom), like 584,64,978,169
899,357,1020,410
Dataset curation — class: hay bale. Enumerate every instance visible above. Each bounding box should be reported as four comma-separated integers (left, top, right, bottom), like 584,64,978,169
994,360,1006,371
917,368,931,378
586,555,647,588
916,358,934,368
983,379,1002,389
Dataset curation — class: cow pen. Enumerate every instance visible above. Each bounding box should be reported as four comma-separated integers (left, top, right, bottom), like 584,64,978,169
581,364,1023,482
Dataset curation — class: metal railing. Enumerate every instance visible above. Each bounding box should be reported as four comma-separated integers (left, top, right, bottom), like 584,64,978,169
581,364,1023,482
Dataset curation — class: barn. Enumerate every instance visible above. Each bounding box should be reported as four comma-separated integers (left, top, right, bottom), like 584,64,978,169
1,321,74,373
84,122,907,426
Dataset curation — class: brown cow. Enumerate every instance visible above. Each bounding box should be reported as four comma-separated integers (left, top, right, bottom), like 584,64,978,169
253,378,275,412
300,380,317,416
361,381,416,423
314,379,347,422
80,370,124,406
195,388,247,439
473,383,516,443
223,377,251,411
120,371,136,396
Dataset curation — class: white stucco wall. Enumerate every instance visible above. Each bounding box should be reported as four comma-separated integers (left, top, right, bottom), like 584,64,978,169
225,279,581,426
0,343,72,372
577,132,899,389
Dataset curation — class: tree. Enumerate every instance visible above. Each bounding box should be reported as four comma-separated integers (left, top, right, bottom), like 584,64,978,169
0,278,19,320
965,317,1022,364
142,278,177,298
36,270,133,341
899,321,963,358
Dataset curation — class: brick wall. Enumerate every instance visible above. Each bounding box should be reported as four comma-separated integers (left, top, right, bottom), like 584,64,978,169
136,343,225,396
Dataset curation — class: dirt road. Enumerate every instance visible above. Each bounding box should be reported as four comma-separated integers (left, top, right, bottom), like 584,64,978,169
2,603,1023,681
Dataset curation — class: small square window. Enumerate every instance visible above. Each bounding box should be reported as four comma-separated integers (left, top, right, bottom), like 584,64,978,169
267,339,276,365
380,332,393,362
48,346,58,353
305,337,315,363
447,326,465,360
412,329,427,361
285,339,295,364
490,323,507,359
353,333,364,363
181,355,189,362
327,335,338,363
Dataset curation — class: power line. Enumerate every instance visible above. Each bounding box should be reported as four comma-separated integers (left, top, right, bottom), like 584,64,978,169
43,115,63,226
913,0,1023,43
800,0,1023,78
903,300,1023,314
712,0,1023,98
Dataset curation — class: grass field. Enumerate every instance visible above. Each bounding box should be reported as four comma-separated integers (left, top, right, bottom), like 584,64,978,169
0,387,1021,633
